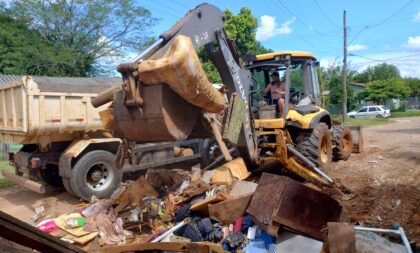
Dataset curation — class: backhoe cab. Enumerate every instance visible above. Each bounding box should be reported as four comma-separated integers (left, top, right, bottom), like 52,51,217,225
244,51,352,167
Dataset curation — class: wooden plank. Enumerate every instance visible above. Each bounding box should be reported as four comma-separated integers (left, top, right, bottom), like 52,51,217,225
102,242,227,253
0,211,85,253
1,171,46,193
209,193,253,225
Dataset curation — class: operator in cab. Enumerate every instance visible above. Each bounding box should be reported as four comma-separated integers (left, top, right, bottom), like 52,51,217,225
261,72,285,115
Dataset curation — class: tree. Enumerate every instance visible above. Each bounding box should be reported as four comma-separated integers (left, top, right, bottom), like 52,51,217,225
404,78,420,97
352,63,400,82
200,7,271,82
358,78,411,104
0,13,94,76
322,64,356,111
1,0,156,76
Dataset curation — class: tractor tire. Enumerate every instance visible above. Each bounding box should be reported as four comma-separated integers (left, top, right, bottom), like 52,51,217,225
332,126,353,161
296,123,332,167
69,150,122,201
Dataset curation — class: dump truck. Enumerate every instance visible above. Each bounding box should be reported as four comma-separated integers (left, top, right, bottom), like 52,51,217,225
0,75,219,200
0,75,123,199
93,3,359,199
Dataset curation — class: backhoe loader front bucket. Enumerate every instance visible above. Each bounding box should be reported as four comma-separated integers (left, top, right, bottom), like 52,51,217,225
349,125,364,153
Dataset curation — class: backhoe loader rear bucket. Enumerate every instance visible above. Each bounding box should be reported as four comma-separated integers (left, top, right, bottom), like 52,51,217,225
348,125,364,153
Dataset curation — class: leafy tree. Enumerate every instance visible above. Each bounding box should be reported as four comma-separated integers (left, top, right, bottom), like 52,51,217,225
1,0,156,76
0,13,94,76
322,64,356,110
358,78,411,104
352,63,400,82
404,78,420,97
200,7,271,82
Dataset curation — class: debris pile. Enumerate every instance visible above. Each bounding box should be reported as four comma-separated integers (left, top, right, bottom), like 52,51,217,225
31,158,415,252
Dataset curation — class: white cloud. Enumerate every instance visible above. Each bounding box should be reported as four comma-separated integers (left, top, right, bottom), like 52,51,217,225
256,16,296,41
413,11,420,22
406,36,420,49
348,44,368,52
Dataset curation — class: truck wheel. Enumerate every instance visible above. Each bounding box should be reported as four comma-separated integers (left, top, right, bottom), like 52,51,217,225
62,178,75,196
70,150,122,201
297,123,332,167
332,126,353,161
37,164,63,187
200,139,220,168
200,139,237,169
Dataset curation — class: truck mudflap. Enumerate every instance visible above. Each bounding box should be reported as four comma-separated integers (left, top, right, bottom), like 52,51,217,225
1,171,46,194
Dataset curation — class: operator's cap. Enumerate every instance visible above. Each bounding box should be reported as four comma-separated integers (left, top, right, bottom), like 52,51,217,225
270,72,279,77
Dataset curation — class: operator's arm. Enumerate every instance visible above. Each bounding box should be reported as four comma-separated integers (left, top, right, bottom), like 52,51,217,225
261,83,272,95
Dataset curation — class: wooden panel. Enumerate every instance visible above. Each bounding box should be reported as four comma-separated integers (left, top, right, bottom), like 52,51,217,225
209,193,253,225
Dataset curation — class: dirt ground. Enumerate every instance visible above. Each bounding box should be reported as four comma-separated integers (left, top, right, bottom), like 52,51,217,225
0,117,419,243
326,117,420,242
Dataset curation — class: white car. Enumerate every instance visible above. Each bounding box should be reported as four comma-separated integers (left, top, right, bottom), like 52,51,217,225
347,105,391,119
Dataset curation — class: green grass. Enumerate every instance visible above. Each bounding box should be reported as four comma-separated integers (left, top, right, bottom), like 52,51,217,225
333,116,395,127
345,118,394,127
390,110,420,118
0,159,15,188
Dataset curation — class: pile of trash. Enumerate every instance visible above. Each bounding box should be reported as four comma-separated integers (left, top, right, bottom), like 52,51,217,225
31,158,414,252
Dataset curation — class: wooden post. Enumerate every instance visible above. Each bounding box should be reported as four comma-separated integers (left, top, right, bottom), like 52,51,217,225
342,10,347,124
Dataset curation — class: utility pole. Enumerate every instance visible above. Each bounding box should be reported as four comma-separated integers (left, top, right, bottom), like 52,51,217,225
342,10,347,124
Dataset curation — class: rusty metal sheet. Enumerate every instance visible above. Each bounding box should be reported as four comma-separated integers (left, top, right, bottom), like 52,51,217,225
248,173,342,240
272,176,342,240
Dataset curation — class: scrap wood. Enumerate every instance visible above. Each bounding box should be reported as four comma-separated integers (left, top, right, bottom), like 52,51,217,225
229,180,258,197
102,241,228,253
208,193,253,225
189,191,230,216
211,158,250,185
114,176,158,213
174,178,210,205
63,232,98,245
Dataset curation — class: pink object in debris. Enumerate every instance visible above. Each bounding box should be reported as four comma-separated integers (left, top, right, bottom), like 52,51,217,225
36,219,59,233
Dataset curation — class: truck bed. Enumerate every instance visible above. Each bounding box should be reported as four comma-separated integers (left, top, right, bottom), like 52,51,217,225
0,75,120,144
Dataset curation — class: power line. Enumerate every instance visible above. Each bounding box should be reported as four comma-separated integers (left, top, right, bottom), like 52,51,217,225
349,52,420,62
169,0,190,9
312,0,339,28
348,25,369,45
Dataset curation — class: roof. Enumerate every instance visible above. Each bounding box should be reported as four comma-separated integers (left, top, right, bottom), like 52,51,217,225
0,74,121,93
348,82,366,87
256,51,317,61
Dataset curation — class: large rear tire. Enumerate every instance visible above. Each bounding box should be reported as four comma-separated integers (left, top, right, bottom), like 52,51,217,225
332,126,353,161
70,150,122,201
296,123,332,167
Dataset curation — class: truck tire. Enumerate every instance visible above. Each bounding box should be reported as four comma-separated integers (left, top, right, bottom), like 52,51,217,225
62,178,75,196
332,126,353,161
200,139,220,168
70,150,122,201
296,123,332,167
200,139,237,169
37,164,63,187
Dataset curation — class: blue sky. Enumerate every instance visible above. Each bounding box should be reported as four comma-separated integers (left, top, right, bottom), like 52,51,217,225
138,0,420,78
